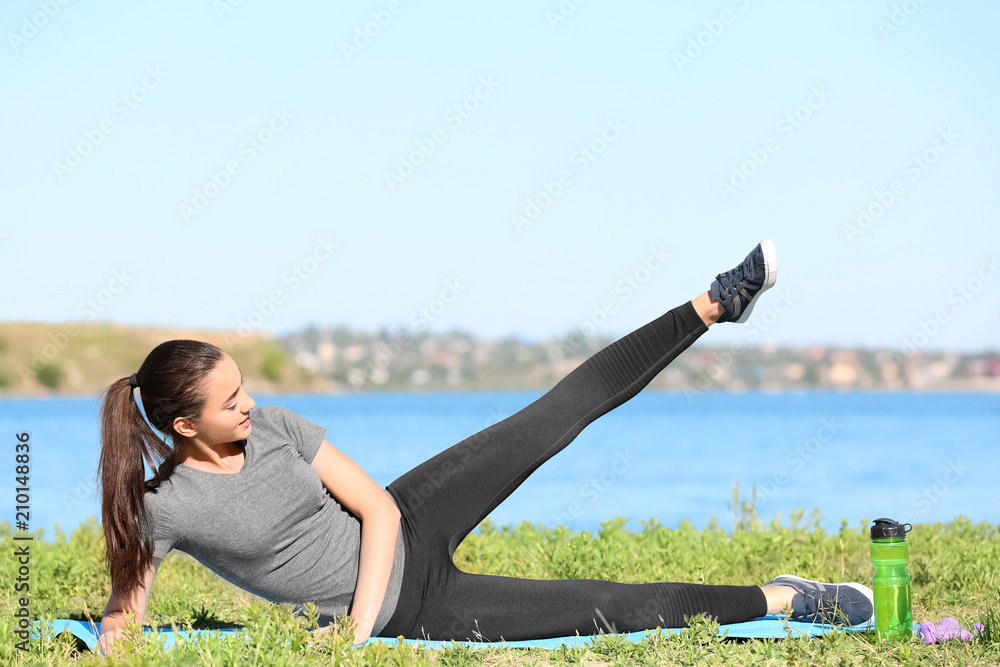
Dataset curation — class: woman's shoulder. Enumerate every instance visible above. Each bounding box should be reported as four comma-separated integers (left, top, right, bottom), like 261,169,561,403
251,404,285,419
144,477,179,518
249,405,327,460
143,478,182,552
249,404,298,425
249,405,315,434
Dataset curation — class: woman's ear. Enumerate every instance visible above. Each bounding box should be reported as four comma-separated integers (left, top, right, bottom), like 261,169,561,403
173,416,198,439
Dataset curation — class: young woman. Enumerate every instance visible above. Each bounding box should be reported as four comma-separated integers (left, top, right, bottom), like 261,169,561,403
97,239,873,650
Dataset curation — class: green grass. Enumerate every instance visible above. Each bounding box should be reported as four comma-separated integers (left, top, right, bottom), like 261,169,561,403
2,511,999,666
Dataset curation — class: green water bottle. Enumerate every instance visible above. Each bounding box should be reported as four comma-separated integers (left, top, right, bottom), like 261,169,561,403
870,518,913,639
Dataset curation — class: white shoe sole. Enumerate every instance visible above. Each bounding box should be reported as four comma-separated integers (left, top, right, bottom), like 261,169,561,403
734,238,778,324
771,573,875,626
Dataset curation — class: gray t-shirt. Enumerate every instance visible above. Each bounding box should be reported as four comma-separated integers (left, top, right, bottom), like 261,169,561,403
144,405,405,634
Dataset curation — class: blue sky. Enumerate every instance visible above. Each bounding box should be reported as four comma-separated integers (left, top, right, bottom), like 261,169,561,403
2,0,998,352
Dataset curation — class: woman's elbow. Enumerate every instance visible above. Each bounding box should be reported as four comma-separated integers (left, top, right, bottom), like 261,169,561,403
358,489,400,523
382,491,401,522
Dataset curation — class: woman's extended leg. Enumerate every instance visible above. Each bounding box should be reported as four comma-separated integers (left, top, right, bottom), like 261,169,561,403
389,298,710,555
379,241,780,640
401,570,763,642
389,567,870,642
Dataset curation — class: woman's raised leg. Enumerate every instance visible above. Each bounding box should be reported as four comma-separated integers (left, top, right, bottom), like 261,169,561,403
379,240,780,639
387,298,710,557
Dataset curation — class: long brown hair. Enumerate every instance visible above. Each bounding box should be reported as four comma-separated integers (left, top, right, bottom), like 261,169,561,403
97,339,225,600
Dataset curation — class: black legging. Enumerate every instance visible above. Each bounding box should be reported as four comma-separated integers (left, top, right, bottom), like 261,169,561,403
378,300,767,641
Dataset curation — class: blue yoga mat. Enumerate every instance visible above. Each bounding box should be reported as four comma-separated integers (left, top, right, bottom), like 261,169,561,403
37,616,876,652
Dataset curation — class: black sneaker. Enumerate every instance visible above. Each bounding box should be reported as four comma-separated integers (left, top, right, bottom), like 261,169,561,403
764,574,874,626
710,239,777,323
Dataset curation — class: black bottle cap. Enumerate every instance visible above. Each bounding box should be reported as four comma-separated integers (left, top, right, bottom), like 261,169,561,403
871,517,912,539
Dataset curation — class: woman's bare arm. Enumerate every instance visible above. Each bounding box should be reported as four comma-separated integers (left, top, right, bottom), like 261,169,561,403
310,439,400,644
97,557,161,653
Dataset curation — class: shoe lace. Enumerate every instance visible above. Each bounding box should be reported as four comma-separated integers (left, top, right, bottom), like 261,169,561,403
718,257,754,296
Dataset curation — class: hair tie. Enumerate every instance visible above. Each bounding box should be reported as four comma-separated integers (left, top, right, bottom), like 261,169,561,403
129,373,139,390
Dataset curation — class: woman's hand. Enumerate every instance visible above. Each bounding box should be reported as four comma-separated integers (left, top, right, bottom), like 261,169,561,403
95,626,122,655
348,619,372,646
309,616,370,647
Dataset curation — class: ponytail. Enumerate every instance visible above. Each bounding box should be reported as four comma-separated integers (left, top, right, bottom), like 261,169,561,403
97,340,224,600
97,377,172,599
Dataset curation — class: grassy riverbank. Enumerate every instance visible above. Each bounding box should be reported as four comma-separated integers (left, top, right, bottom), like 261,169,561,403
2,513,998,666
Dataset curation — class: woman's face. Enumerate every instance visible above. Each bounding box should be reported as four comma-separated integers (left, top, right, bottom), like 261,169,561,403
185,353,257,445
